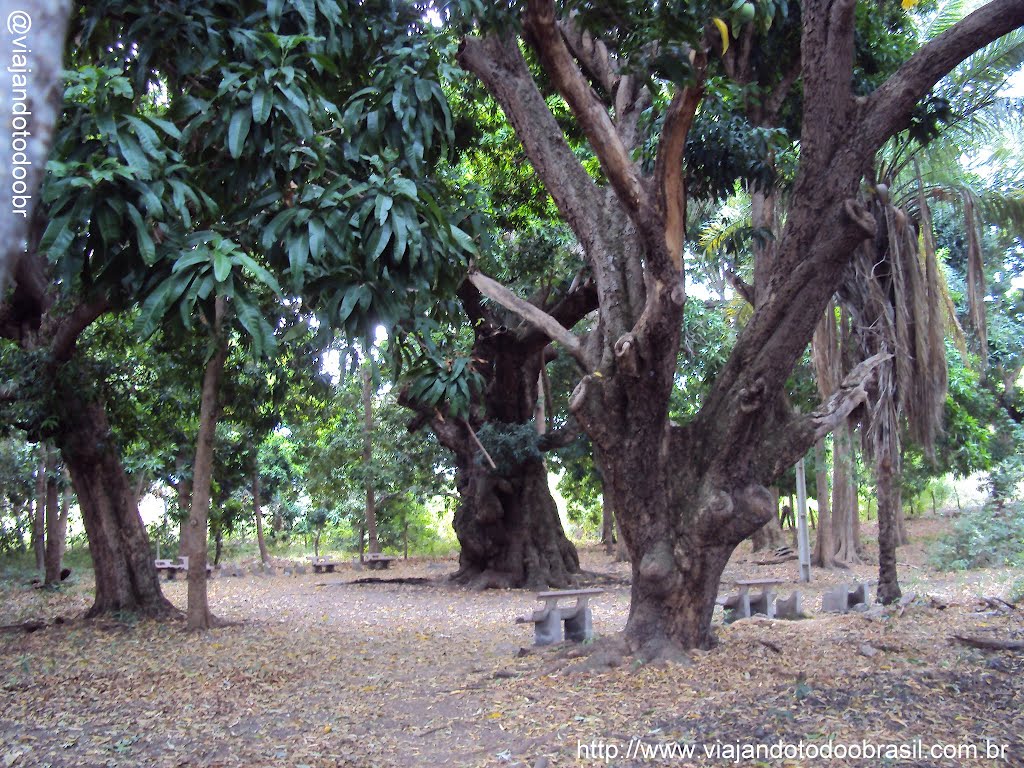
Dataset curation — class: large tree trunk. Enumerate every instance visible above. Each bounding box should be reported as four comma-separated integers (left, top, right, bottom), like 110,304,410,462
58,390,175,618
832,421,862,564
185,298,229,630
751,490,786,552
406,277,589,589
451,452,578,589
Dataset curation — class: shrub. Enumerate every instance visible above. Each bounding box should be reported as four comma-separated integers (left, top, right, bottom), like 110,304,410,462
929,501,1024,570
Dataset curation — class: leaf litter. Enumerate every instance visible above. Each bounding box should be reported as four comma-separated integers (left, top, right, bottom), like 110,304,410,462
0,516,1021,767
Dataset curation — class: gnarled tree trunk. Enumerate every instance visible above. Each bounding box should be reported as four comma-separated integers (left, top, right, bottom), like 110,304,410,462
404,273,593,589
451,450,578,589
58,389,175,618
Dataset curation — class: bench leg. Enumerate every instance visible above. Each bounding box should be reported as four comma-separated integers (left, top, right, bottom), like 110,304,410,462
564,607,593,642
749,590,777,618
534,611,563,646
732,590,752,619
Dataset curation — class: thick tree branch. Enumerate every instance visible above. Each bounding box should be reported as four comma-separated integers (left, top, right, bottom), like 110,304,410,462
862,0,1024,154
766,352,890,477
523,0,649,216
50,297,112,364
467,270,587,366
457,34,605,257
653,73,705,271
557,18,619,97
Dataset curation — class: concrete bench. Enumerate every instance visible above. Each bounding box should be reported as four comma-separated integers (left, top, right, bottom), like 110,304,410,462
307,556,340,574
154,556,213,580
719,579,784,619
821,581,873,614
363,553,398,570
516,588,604,646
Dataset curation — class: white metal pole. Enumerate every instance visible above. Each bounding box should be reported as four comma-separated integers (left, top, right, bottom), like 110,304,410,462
796,457,811,583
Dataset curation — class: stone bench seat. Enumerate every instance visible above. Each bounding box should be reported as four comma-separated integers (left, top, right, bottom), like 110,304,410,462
516,588,604,646
307,556,340,574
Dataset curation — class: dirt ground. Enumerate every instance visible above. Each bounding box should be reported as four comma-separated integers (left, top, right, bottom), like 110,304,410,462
1,515,1022,768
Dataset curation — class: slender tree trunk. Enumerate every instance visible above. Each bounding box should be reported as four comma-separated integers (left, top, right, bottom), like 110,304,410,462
33,446,46,574
832,421,861,564
186,298,229,630
58,391,175,618
253,471,270,565
812,437,836,568
895,496,909,546
601,500,616,555
174,454,192,555
362,364,380,555
875,451,902,604
43,447,64,585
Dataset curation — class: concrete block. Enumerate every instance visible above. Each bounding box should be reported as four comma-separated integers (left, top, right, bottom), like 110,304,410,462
534,611,563,646
849,582,871,609
564,607,593,642
775,591,803,620
822,584,850,614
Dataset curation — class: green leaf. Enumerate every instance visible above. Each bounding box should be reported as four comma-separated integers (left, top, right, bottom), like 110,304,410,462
252,87,272,124
144,116,182,140
228,107,252,159
126,203,156,264
308,218,326,259
375,195,393,225
267,0,284,28
137,273,192,338
287,232,309,290
117,134,151,176
39,216,73,256
126,116,164,159
337,286,361,326
367,222,392,262
236,253,282,294
213,251,232,282
234,294,276,358
449,224,476,255
95,204,120,248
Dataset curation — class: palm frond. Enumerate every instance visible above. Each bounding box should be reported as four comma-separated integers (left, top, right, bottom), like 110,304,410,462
919,0,966,40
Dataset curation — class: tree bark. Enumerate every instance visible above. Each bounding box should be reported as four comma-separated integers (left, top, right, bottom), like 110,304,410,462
58,390,175,618
811,437,836,567
253,471,270,565
832,420,861,565
875,451,902,604
43,446,64,585
751,488,786,552
185,298,229,630
362,363,380,555
403,277,591,588
32,445,46,574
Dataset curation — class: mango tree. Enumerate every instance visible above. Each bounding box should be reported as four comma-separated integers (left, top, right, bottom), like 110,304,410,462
444,0,1024,654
